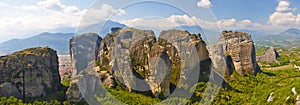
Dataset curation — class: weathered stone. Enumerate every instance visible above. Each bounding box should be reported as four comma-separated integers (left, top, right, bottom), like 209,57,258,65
66,79,83,102
210,31,260,76
257,47,280,64
0,47,61,97
97,28,210,98
0,82,22,98
69,33,101,76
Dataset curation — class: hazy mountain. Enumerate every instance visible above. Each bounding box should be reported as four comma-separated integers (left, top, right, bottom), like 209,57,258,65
0,33,75,55
77,20,127,37
256,28,300,48
281,28,300,37
0,20,127,55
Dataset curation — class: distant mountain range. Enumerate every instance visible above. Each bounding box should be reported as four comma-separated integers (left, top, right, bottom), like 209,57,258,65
0,33,75,55
255,28,300,48
0,20,127,55
1,19,298,56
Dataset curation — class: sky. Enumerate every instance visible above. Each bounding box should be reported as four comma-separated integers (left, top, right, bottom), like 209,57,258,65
0,0,300,43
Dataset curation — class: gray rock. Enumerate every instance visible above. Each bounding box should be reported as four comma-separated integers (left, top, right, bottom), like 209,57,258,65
257,47,280,64
0,82,22,98
0,47,61,98
210,31,260,76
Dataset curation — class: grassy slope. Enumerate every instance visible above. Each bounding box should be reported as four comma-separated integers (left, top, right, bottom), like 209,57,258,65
213,67,300,105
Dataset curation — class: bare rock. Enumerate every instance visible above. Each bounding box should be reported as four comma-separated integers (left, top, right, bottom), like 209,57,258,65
69,33,101,75
0,47,61,98
0,82,22,98
211,31,260,76
66,79,83,102
257,47,280,64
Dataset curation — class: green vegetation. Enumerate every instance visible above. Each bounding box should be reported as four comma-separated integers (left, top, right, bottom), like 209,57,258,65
96,88,160,105
0,96,72,105
212,68,300,104
61,77,71,87
256,46,299,67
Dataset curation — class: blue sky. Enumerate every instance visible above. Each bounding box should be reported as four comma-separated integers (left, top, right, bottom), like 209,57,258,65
0,0,300,42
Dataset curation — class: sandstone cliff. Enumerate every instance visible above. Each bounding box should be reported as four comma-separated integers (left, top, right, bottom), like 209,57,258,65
0,47,61,98
208,31,260,76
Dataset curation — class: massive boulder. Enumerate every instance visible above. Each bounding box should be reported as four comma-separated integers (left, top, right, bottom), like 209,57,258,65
97,28,210,98
69,33,101,75
257,47,280,64
209,31,260,76
0,47,61,97
68,33,104,101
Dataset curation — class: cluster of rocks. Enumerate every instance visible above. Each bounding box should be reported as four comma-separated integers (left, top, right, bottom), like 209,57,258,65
67,28,261,102
0,47,61,98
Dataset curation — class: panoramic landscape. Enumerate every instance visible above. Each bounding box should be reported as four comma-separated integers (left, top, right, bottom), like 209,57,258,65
0,0,300,105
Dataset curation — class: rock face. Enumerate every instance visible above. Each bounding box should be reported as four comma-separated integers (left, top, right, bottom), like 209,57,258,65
0,47,61,97
66,78,82,102
69,28,262,102
0,82,22,98
97,28,210,98
257,47,280,63
209,31,260,76
69,33,102,75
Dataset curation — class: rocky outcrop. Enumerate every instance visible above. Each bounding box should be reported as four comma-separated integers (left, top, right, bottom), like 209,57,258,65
69,33,102,75
66,78,83,102
0,47,61,97
209,31,260,76
257,47,280,63
69,28,262,102
0,82,22,98
96,28,210,98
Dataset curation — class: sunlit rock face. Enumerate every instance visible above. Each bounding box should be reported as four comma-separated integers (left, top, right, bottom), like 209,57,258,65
209,31,260,76
96,28,210,98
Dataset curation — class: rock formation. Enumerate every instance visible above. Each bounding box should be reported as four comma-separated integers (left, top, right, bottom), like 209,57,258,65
208,31,260,76
0,82,22,98
68,28,262,102
68,28,211,100
257,47,280,63
69,33,101,75
97,28,210,97
0,47,61,98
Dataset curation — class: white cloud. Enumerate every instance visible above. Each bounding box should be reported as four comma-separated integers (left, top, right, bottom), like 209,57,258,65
37,0,65,12
14,5,39,10
81,4,126,26
0,0,125,42
268,0,300,27
167,15,198,26
120,17,178,30
0,2,7,7
197,0,212,8
269,12,299,25
275,1,296,12
120,14,267,32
